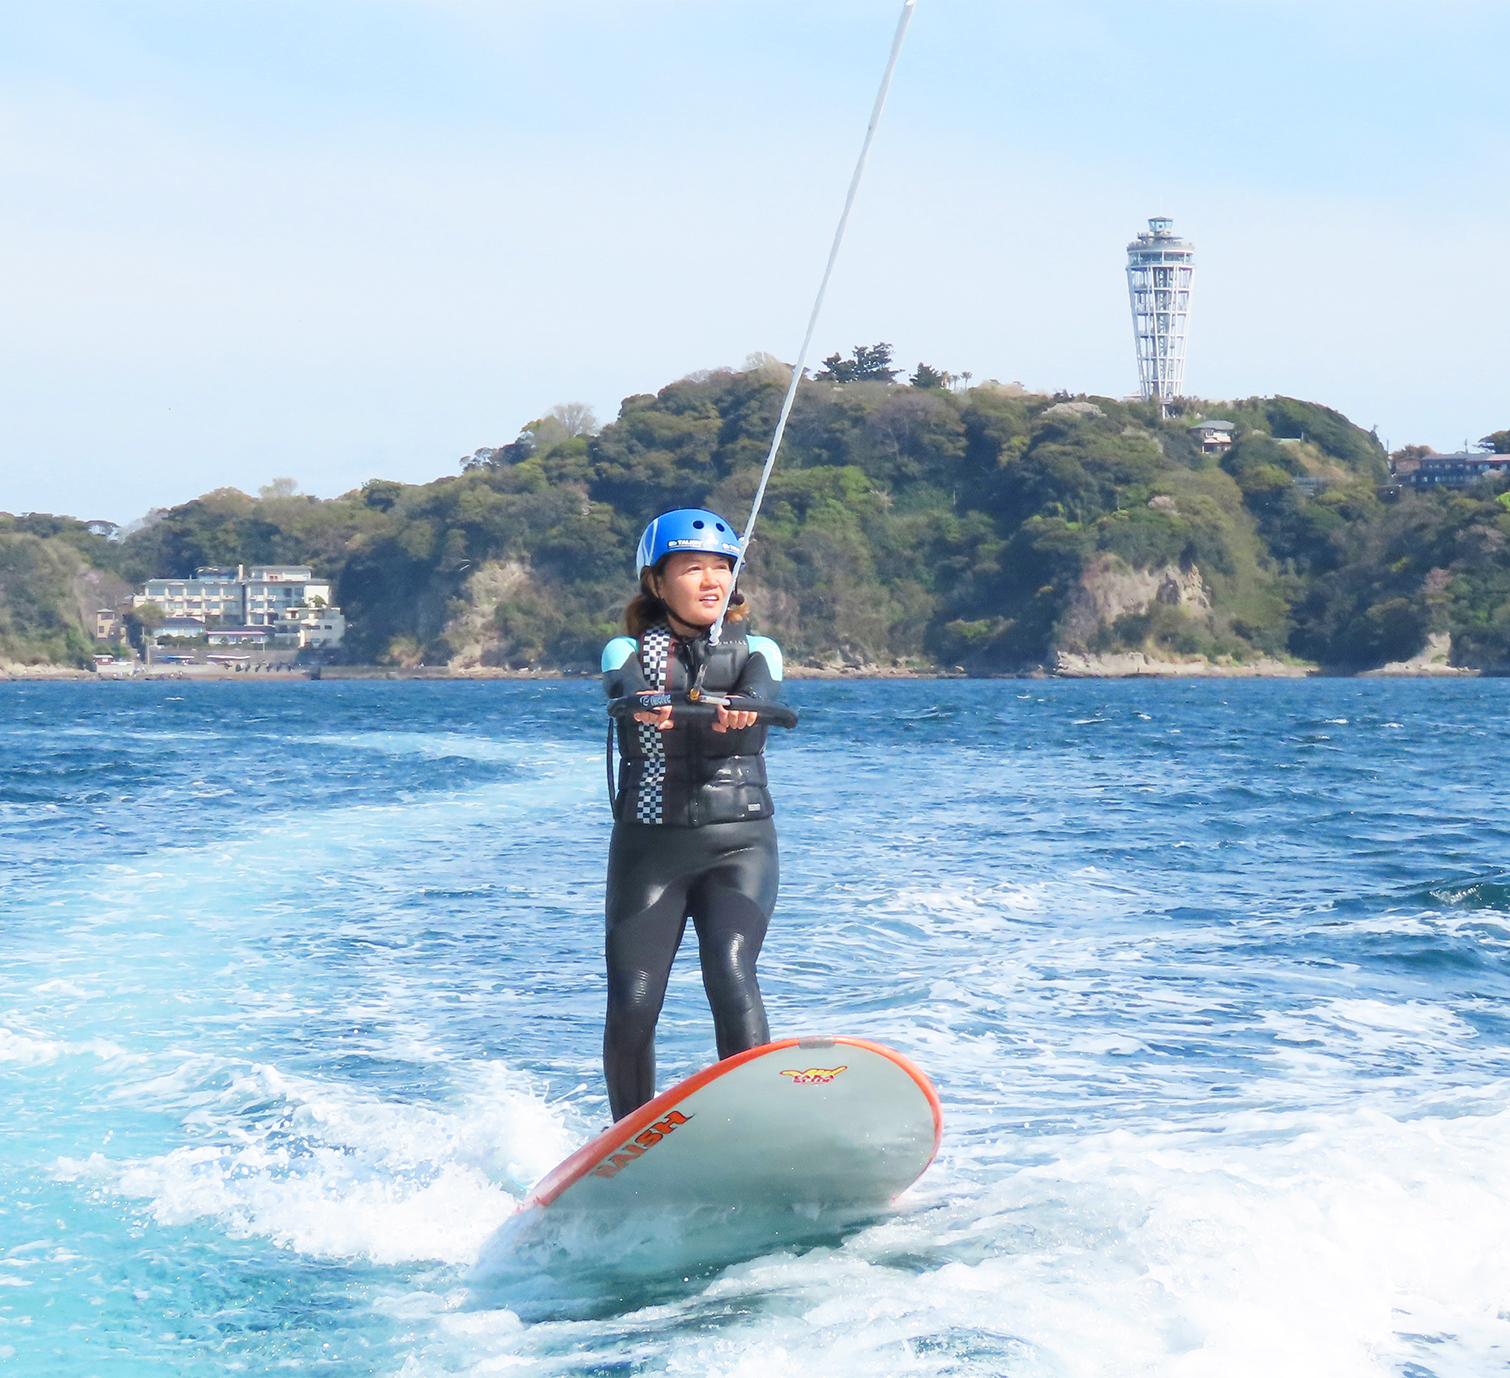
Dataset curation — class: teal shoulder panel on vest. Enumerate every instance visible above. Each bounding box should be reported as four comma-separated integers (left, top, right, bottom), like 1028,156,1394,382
746,635,784,682
601,636,638,672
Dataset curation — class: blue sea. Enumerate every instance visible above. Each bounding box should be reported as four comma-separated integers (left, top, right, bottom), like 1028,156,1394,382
3,678,1510,1376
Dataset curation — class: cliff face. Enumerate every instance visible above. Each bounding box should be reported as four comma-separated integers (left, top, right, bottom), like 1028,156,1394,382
1058,557,1212,651
1050,557,1307,675
443,559,533,669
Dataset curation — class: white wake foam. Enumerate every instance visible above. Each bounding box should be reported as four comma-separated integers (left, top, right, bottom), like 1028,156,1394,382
57,1059,578,1267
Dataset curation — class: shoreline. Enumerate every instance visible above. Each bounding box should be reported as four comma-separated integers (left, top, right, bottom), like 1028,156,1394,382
1,660,1500,683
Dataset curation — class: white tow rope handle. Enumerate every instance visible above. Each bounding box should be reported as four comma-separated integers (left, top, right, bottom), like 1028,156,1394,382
706,0,916,650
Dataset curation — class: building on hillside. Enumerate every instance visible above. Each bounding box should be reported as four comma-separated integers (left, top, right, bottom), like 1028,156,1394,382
157,616,208,638
277,606,346,648
1187,419,1234,454
1411,454,1510,490
1126,216,1195,414
243,566,333,629
132,564,346,647
94,608,120,640
136,567,245,623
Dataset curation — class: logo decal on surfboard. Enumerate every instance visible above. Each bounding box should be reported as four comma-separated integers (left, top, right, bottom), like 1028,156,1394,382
779,1066,848,1084
589,1110,692,1179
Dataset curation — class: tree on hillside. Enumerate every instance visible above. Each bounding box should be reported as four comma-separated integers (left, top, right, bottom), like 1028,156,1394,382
115,486,383,584
461,403,603,472
259,478,298,499
743,351,787,374
1479,430,1510,454
0,512,123,574
816,343,898,383
361,479,405,511
909,363,951,389
547,402,600,439
120,601,164,653
459,445,517,472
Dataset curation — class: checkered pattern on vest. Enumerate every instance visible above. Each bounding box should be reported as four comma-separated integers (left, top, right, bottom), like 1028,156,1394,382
633,623,674,824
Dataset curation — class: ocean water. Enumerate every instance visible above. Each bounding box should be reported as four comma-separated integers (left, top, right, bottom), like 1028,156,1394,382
3,677,1510,1377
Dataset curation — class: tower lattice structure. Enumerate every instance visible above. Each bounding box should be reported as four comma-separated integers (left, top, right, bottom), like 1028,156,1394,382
1126,217,1194,412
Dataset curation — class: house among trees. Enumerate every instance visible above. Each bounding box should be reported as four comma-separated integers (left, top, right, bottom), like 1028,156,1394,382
1187,419,1235,454
1410,453,1510,490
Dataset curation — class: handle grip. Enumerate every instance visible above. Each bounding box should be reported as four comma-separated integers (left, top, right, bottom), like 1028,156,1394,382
606,693,799,730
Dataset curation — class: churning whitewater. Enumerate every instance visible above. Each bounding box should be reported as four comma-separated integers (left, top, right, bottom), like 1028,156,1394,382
3,678,1510,1376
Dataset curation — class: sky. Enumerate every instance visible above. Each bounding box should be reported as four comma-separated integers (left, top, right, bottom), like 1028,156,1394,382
1,0,1506,523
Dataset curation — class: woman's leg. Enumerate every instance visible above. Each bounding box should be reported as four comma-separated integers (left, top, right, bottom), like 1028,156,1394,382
689,820,778,1060
691,888,771,1058
603,823,695,1121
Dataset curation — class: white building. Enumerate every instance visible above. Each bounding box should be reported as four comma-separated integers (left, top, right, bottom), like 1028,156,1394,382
136,567,245,624
133,564,346,647
157,616,208,638
242,566,334,628
276,606,347,647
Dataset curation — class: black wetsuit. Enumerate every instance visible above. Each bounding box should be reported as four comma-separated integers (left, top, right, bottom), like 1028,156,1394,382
601,621,783,1121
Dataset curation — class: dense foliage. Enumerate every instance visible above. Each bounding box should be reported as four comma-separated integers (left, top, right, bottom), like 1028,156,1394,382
0,514,125,666
8,362,1510,673
816,343,900,384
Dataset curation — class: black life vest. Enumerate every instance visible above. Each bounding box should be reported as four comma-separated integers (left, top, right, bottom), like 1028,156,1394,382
614,622,773,828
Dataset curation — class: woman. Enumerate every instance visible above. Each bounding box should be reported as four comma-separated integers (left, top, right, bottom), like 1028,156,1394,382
600,507,786,1121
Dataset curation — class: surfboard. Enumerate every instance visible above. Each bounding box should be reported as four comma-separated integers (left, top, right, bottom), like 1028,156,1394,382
518,1035,942,1221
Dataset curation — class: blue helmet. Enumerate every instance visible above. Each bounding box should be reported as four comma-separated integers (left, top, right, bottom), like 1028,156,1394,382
635,508,742,575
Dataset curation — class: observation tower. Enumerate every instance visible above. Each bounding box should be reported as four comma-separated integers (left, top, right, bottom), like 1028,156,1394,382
1126,217,1194,413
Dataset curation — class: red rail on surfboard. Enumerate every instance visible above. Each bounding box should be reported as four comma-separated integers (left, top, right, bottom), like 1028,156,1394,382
523,1036,942,1215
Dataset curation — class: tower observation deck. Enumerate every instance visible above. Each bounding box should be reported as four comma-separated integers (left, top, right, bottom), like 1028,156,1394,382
1126,217,1194,412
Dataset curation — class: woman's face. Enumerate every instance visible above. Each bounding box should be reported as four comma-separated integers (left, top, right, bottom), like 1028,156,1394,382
655,552,733,629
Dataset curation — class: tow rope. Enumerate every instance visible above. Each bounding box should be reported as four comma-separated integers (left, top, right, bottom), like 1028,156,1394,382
700,0,917,664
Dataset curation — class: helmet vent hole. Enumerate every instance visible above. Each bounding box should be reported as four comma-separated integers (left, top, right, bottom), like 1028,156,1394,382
716,523,726,531
692,520,705,528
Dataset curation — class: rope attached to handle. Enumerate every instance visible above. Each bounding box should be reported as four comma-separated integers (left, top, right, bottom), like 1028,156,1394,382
705,0,917,652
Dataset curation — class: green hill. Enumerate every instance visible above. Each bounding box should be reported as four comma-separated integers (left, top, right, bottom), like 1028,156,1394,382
0,514,124,668
15,362,1510,674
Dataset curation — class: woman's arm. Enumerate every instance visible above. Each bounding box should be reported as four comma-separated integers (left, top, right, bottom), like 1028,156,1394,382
602,637,648,698
603,636,675,732
712,635,782,733
731,635,782,701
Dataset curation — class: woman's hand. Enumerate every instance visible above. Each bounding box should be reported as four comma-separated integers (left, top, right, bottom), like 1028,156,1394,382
712,703,758,734
627,701,760,732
